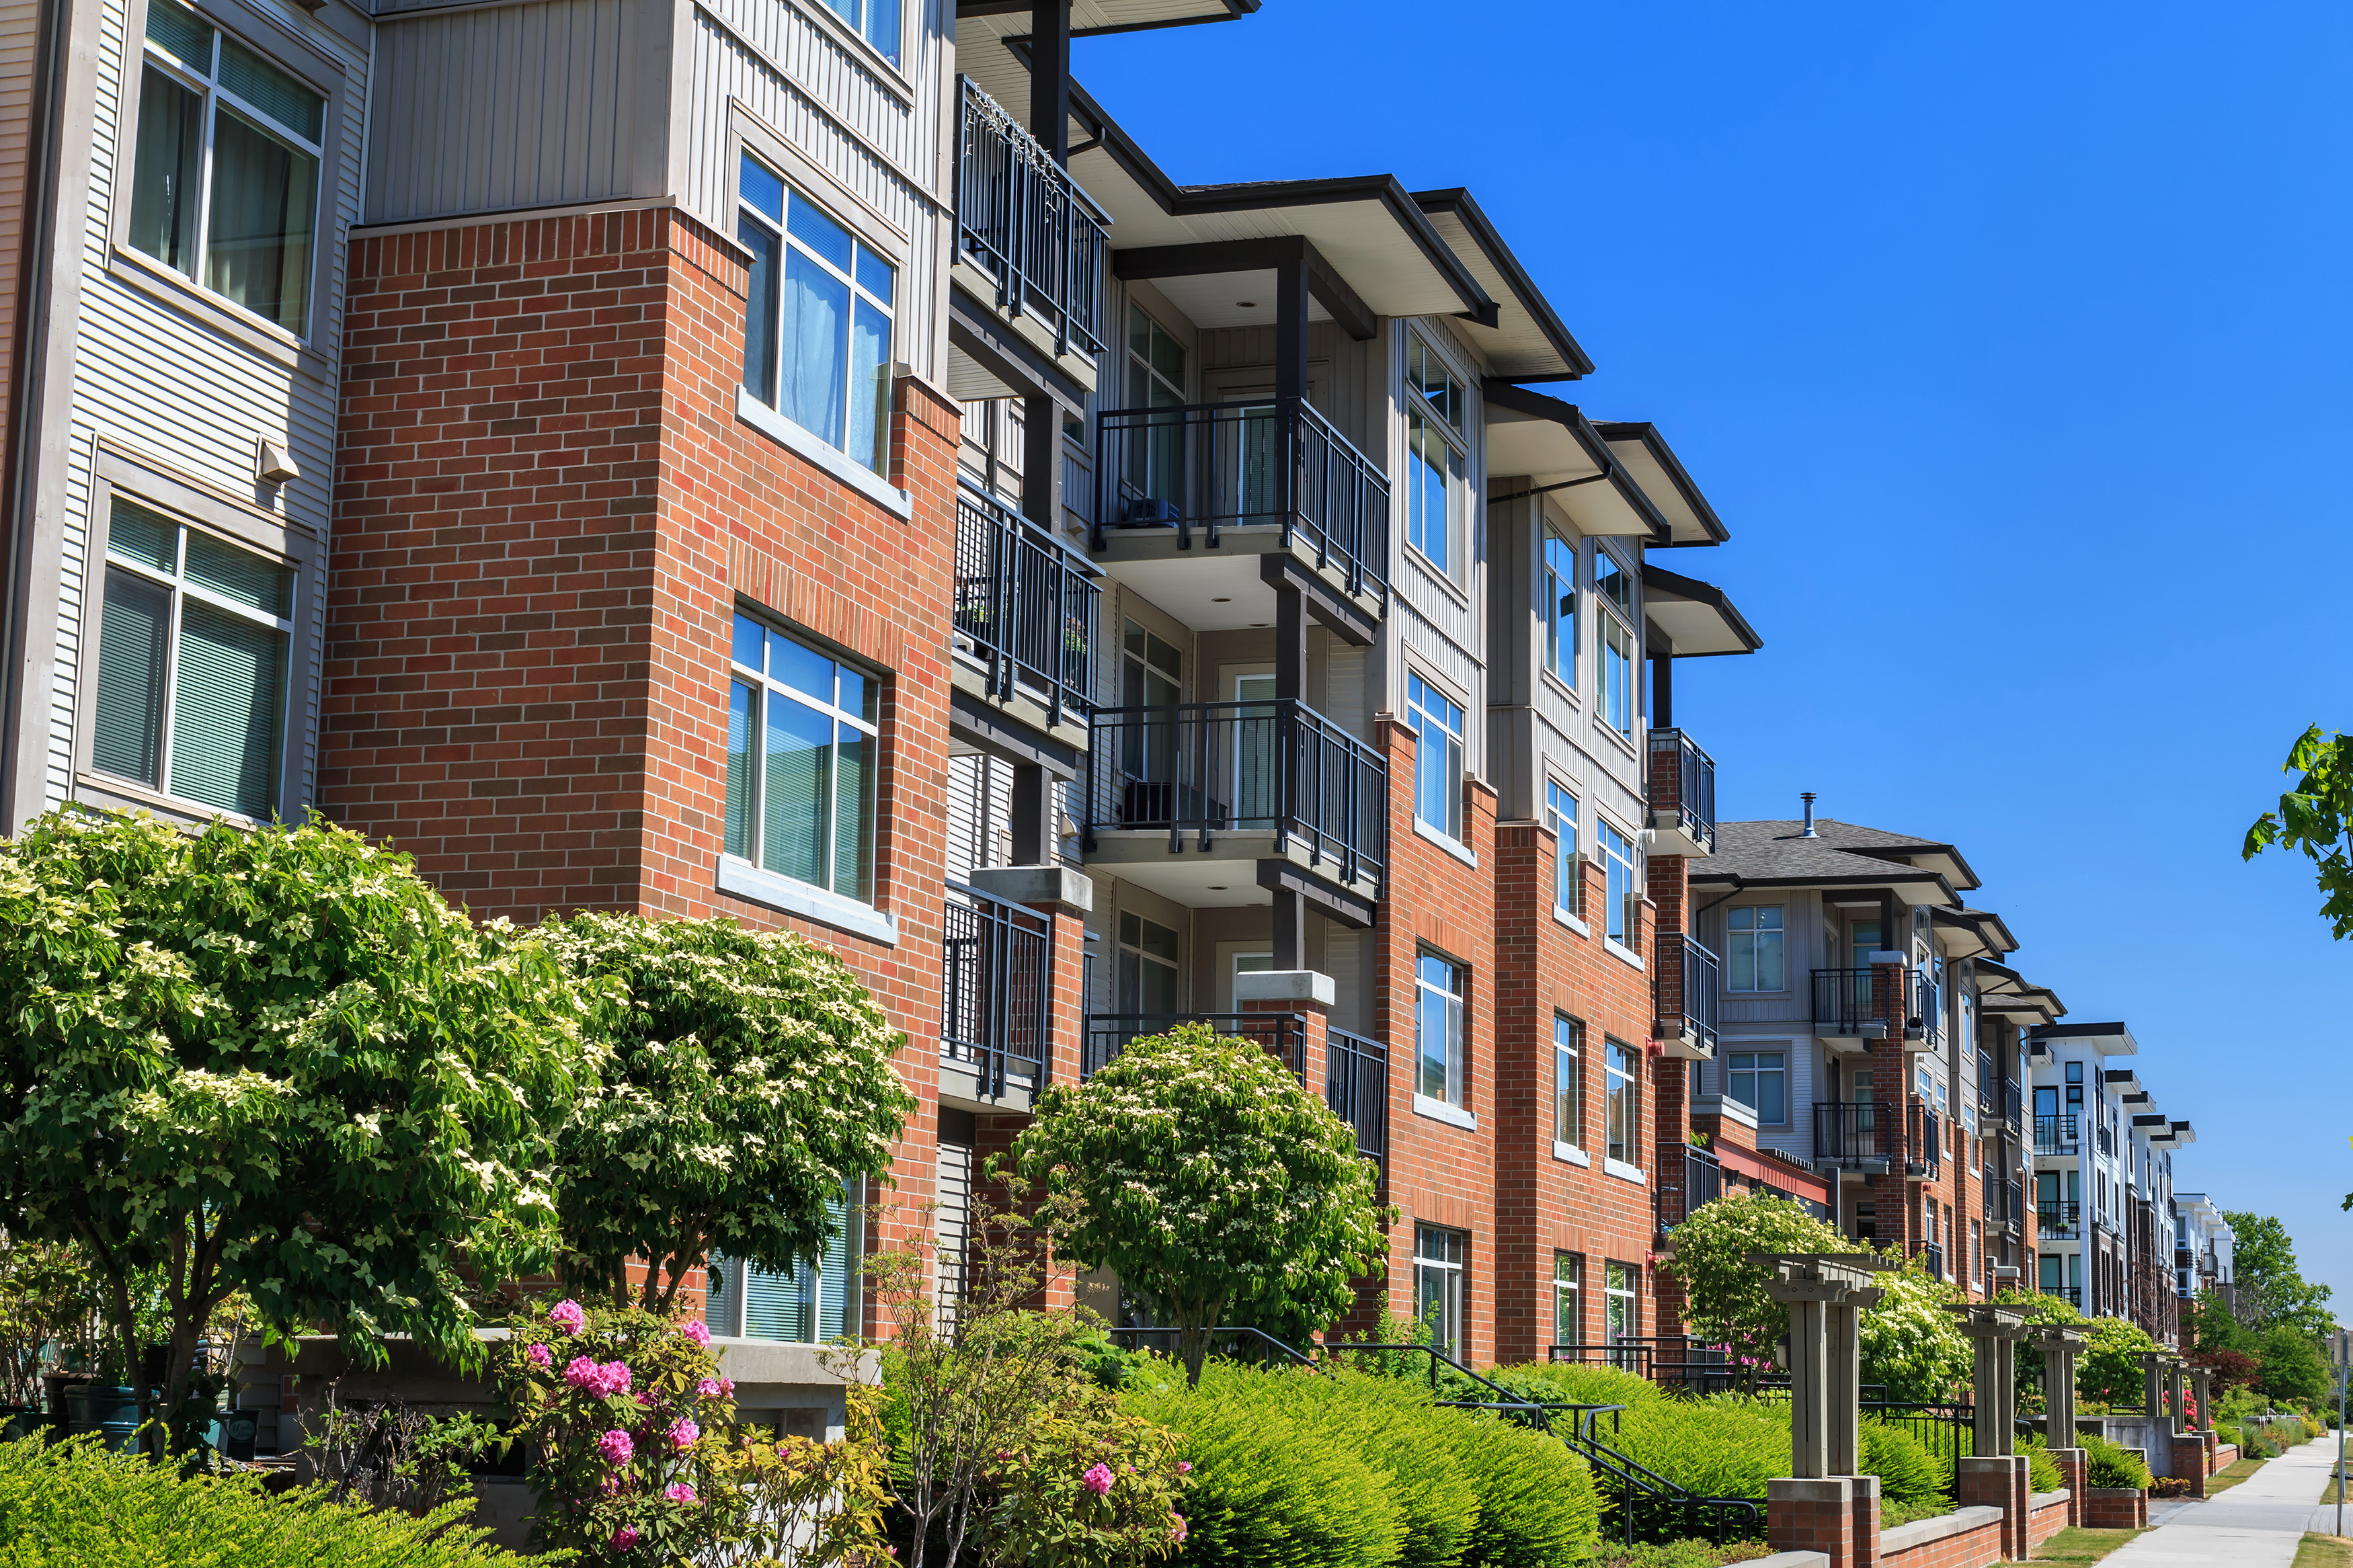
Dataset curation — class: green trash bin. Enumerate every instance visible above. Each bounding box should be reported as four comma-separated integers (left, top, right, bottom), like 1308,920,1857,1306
219,1409,260,1462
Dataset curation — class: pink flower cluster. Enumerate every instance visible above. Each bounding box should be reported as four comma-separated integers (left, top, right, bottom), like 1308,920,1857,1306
525,1343,552,1368
610,1526,641,1551
597,1429,635,1467
1081,1462,1115,1497
664,1481,698,1505
696,1378,725,1400
547,1298,586,1334
680,1319,711,1347
563,1357,633,1397
666,1417,701,1452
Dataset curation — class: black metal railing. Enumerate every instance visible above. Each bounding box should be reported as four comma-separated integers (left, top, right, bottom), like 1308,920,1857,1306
1091,397,1390,602
1652,932,1719,1055
1907,1101,1942,1179
2004,1078,2024,1128
1655,1145,1724,1233
954,77,1109,361
1906,967,1941,1043
1917,1241,1946,1281
1812,1101,1895,1166
1081,699,1386,887
953,482,1099,725
941,883,1052,1096
1862,1401,1972,1466
1082,1012,1304,1081
1645,728,1716,856
2034,1112,2079,1153
2037,1200,2082,1235
1326,1027,1387,1165
2004,1180,2024,1228
1810,967,1887,1036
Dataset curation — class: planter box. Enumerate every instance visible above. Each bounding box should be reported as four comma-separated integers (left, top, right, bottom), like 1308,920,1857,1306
2083,1486,2148,1530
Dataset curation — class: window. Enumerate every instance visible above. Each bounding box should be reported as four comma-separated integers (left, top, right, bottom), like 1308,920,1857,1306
730,1184,863,1343
1417,952,1466,1107
1123,306,1187,513
1603,1260,1638,1364
1727,1051,1787,1125
130,1,325,336
1414,1225,1466,1359
1593,549,1634,737
1725,905,1785,991
1553,1253,1583,1349
1547,780,1580,915
1597,818,1641,952
1406,672,1466,839
1117,911,1179,1017
726,611,879,903
1405,335,1466,579
740,155,895,477
820,0,900,65
1554,1015,1584,1147
1542,526,1577,684
91,495,293,819
1604,1037,1638,1165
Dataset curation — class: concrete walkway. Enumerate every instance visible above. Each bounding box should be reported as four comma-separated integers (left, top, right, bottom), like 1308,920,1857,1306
2096,1438,2342,1568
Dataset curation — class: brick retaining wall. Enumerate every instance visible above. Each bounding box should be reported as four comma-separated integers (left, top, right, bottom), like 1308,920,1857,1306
2027,1491,2071,1549
1879,1506,2005,1568
2083,1485,2149,1529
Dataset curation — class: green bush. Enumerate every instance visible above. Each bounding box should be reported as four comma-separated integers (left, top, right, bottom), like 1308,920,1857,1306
1855,1419,1945,1506
1269,1371,1480,1567
1443,1410,1602,1568
2081,1432,2154,1491
1477,1362,1666,1411
0,1436,526,1565
1594,1540,1775,1568
2019,1436,2064,1495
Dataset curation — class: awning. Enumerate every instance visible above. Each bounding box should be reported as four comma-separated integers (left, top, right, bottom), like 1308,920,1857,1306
1596,421,1728,545
1642,563,1761,657
1482,381,1665,539
1413,189,1593,382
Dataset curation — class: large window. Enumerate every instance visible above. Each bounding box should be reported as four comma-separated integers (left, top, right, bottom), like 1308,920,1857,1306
1116,911,1179,1016
1548,780,1580,916
1553,1014,1583,1147
1414,1225,1466,1359
820,0,900,65
726,611,879,903
1604,1037,1638,1165
740,155,895,477
130,1,325,336
1726,905,1785,991
1603,1261,1638,1362
1553,1253,1583,1350
1405,335,1466,580
1406,672,1466,840
1597,818,1641,952
1727,1050,1787,1125
1123,306,1187,513
1594,548,1634,737
1542,526,1577,685
729,1185,862,1343
1417,952,1466,1108
92,495,292,819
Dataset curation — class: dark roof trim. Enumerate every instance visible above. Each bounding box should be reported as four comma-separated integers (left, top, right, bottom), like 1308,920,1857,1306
2036,1022,2136,1039
1641,562,1763,655
1113,236,1375,340
1480,380,1670,540
1686,870,1958,900
1594,420,1728,543
969,0,1260,38
1410,188,1595,379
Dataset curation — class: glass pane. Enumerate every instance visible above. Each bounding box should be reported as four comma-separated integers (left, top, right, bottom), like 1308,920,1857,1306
833,719,872,902
836,665,874,725
1128,304,1152,362
107,497,177,572
738,214,780,405
861,0,899,63
128,65,202,278
1136,916,1177,964
855,242,893,303
762,692,831,885
218,36,323,142
732,612,766,672
143,1,210,67
849,296,890,476
169,598,286,817
766,628,832,704
725,680,754,859
739,153,785,223
206,106,319,335
1148,319,1183,382
816,1188,857,1341
781,247,849,448
184,529,292,617
786,189,854,275
93,568,169,787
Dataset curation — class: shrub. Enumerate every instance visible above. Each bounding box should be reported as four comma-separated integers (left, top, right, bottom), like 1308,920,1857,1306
0,1434,524,1565
1267,1370,1480,1566
2077,1318,2161,1407
1477,1362,1665,1412
1443,1409,1602,1568
2081,1432,2153,1491
1594,1540,1775,1568
980,1377,1192,1568
1854,1419,1945,1506
2019,1436,2064,1495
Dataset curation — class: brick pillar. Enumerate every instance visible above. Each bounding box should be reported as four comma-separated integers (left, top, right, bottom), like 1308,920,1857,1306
1956,1454,2030,1560
1849,1473,1881,1568
1769,1477,1857,1568
2050,1448,2087,1526
1236,975,1330,1098
2172,1435,2208,1495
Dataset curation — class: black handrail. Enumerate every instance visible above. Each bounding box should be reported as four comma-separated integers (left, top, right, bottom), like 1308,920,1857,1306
953,482,1099,725
1810,967,1888,1036
1907,1100,1942,1180
1645,728,1716,856
1080,698,1386,889
2038,1199,2083,1235
1090,397,1390,606
953,77,1108,360
1917,1240,1946,1281
1812,1100,1896,1166
2035,1112,2079,1152
1907,966,1942,1043
941,881,1052,1096
1082,1012,1304,1081
1654,932,1719,1054
1325,1027,1387,1164
1655,1144,1724,1232
1103,1325,1318,1369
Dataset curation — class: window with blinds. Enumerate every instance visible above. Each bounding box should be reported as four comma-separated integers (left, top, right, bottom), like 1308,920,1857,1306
734,1188,861,1345
91,495,293,819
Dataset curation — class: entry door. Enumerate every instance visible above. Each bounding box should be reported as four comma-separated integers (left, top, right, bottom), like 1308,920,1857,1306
1228,671,1278,826
1204,371,1322,528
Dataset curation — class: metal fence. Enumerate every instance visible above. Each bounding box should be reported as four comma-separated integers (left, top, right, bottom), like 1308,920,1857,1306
953,482,1098,725
1082,1012,1306,1081
1326,1027,1388,1164
1813,1100,1896,1167
940,883,1052,1096
1646,727,1717,854
1654,932,1720,1055
954,77,1109,361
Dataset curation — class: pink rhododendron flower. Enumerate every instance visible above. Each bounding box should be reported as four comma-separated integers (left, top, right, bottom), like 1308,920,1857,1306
1177,1460,1193,1473
548,1299,586,1334
681,1319,712,1347
696,1378,724,1399
563,1358,634,1397
611,1526,641,1551
525,1343,552,1368
1081,1462,1114,1496
598,1429,634,1466
667,1417,700,1452
664,1481,697,1504
1171,1514,1188,1542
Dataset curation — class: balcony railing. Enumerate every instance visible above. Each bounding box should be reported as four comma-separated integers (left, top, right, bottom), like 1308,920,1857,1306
1080,699,1386,889
953,482,1099,725
954,77,1109,361
2002,1078,2024,1129
1907,1100,1942,1180
1091,397,1390,603
1906,967,1941,1044
1646,728,1717,855
1653,932,1720,1054
2034,1112,2079,1153
2038,1200,2082,1238
941,883,1052,1096
1811,968,1888,1037
1917,1241,1946,1282
1326,1027,1388,1165
1083,1012,1305,1081
2005,1180,2024,1228
1813,1101,1896,1167
1655,1144,1724,1233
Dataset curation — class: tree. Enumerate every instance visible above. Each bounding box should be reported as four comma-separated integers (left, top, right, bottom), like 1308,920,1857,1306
2258,1323,2331,1405
1003,1023,1392,1386
2077,1316,2161,1407
0,811,597,1440
2219,1211,2336,1342
534,913,915,1309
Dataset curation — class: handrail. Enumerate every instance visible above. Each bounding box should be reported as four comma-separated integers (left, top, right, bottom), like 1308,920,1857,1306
953,481,1098,726
954,76,1108,360
940,880,1051,1096
1103,1325,1319,1370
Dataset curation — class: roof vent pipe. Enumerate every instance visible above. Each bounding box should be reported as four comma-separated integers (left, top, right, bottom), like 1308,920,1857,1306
1800,793,1819,837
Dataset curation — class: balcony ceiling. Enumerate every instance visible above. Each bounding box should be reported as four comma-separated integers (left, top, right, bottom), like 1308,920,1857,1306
1642,563,1761,658
958,0,1257,40
1482,382,1665,539
1595,421,1729,546
1094,547,1279,632
2032,1020,2137,1055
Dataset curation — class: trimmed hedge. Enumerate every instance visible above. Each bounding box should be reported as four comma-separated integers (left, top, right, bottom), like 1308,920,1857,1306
1445,1409,1603,1568
0,1436,525,1567
2081,1431,2155,1491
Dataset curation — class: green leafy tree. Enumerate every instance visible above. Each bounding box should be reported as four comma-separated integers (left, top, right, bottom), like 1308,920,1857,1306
534,913,914,1309
0,811,598,1439
2257,1323,2331,1405
2077,1316,2161,1407
1004,1024,1392,1386
2219,1212,2337,1341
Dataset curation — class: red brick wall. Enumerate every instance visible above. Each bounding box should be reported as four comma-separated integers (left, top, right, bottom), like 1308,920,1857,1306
1878,1514,2005,1568
2082,1487,2148,1530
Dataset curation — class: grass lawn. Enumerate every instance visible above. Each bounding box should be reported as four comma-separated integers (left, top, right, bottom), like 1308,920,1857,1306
2295,1535,2352,1568
2032,1526,2149,1565
2322,1465,2351,1505
2202,1456,2266,1495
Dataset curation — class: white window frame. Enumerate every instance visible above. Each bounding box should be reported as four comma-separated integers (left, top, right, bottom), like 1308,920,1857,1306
1604,1036,1639,1167
1554,1013,1585,1153
1725,904,1786,992
1406,670,1466,842
724,608,882,909
1597,817,1642,958
1542,522,1577,689
1726,1049,1788,1126
1603,1260,1639,1352
1415,950,1467,1110
1593,546,1636,739
1552,1252,1583,1349
1414,1224,1467,1359
1547,779,1582,921
1403,331,1468,585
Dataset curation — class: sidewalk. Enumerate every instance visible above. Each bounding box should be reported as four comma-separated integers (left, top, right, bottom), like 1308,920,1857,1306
2095,1438,2340,1568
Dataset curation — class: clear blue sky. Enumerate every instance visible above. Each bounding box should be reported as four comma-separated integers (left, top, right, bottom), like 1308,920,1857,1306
1076,1,2353,1307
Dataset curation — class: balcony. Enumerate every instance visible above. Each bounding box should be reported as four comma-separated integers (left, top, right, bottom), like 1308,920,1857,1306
1906,1100,1942,1182
2001,1180,2024,1235
941,884,1053,1099
952,482,1099,736
1083,1012,1304,1081
1091,397,1390,614
1326,1027,1388,1166
1904,967,1941,1049
1654,1144,1725,1241
1917,1241,1946,1282
2034,1112,2079,1155
2038,1200,2082,1239
1645,728,1716,857
1080,699,1386,903
1813,1101,1897,1171
953,77,1109,370
2004,1078,2024,1131
1811,968,1888,1043
1652,932,1720,1060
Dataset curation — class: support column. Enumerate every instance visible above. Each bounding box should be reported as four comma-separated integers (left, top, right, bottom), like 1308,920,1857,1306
2163,1357,2185,1435
2140,1352,2165,1424
1757,1253,1891,1568
2034,1327,2089,1527
1021,394,1064,532
1027,0,1070,159
2190,1366,2213,1434
1008,763,1058,866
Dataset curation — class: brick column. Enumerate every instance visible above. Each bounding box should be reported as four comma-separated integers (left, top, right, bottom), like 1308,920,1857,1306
1236,971,1332,1119
1849,1473,1880,1568
2171,1434,2209,1495
1956,1454,2031,1560
1769,1477,1856,1567
2050,1448,2087,1527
